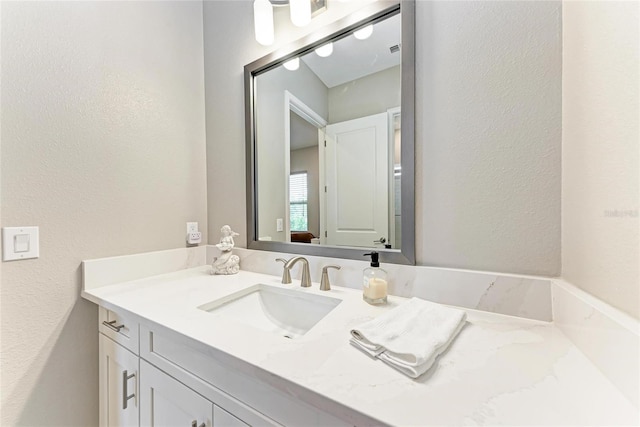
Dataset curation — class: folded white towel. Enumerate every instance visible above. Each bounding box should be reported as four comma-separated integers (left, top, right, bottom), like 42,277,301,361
350,297,466,378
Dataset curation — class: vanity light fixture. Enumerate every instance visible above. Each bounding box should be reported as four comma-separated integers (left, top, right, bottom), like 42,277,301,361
254,0,275,46
253,0,326,46
283,57,300,70
354,24,374,40
290,0,311,27
315,42,333,57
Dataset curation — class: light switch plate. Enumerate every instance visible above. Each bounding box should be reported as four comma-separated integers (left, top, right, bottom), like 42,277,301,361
186,222,198,234
14,234,30,252
3,226,39,261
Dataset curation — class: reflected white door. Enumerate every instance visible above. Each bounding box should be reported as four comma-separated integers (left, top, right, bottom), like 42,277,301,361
324,112,388,247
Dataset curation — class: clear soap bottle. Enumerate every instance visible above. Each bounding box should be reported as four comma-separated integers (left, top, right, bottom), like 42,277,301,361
363,252,388,305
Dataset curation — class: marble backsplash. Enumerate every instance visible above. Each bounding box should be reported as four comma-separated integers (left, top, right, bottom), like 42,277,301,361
82,245,552,321
208,246,553,322
83,246,207,290
552,279,640,409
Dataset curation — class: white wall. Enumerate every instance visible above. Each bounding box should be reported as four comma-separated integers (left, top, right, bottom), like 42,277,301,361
328,65,400,123
205,0,562,276
0,2,4,422
0,2,207,425
562,1,639,319
255,61,327,241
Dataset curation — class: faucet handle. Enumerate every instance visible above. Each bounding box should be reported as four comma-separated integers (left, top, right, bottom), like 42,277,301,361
276,258,292,284
320,265,341,291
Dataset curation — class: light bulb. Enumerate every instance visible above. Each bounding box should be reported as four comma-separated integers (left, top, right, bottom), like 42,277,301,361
315,42,333,57
290,0,311,27
354,24,373,40
283,58,300,71
254,0,274,46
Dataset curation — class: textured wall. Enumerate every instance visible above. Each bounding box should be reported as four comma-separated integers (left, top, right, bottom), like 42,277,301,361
414,1,562,275
562,1,639,319
0,2,207,425
205,0,562,276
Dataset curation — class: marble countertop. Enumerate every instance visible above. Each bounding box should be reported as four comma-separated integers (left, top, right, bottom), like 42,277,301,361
82,267,638,426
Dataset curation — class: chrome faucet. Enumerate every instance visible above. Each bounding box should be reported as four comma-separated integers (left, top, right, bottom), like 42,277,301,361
320,265,341,291
280,256,312,287
275,258,292,284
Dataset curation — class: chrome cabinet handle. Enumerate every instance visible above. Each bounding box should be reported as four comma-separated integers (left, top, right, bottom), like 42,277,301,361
102,319,125,333
122,370,135,409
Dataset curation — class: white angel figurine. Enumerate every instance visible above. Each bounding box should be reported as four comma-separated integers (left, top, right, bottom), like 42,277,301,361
211,225,240,275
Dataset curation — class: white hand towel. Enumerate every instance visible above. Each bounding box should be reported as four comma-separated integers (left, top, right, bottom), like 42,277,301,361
349,337,384,358
377,318,465,378
350,297,466,378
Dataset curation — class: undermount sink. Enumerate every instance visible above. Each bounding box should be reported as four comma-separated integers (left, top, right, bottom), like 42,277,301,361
198,284,342,339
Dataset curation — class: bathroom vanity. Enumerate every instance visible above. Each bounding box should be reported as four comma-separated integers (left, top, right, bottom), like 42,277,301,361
82,248,638,427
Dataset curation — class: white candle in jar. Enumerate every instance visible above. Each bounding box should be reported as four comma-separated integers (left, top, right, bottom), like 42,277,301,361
365,277,388,300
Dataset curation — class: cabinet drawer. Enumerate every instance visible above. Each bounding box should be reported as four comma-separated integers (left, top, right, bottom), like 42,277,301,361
141,325,348,426
141,326,280,426
215,406,249,427
99,306,139,354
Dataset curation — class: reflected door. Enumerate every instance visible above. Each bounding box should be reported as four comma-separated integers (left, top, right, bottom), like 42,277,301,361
324,112,388,247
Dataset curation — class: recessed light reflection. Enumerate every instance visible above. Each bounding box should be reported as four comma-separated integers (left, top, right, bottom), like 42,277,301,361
315,42,333,57
354,24,373,40
283,57,300,71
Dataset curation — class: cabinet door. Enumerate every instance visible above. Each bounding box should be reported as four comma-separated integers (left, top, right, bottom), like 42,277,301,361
140,360,213,427
99,334,140,427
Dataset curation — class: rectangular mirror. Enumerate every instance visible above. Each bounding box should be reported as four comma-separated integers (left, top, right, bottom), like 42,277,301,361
245,0,415,264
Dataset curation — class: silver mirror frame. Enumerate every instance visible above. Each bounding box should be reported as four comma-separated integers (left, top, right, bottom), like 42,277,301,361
245,0,415,265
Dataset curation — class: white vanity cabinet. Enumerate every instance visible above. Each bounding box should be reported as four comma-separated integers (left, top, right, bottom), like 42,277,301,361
139,360,213,427
98,307,141,427
99,334,140,427
97,307,269,427
95,300,362,427
139,361,248,427
214,407,249,427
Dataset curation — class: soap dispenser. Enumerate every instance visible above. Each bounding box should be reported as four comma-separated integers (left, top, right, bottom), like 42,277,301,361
363,252,388,305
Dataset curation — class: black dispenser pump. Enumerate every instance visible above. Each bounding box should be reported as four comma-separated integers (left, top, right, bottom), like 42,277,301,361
364,252,380,267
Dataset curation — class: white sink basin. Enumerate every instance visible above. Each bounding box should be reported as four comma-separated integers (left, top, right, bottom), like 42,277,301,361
198,284,342,339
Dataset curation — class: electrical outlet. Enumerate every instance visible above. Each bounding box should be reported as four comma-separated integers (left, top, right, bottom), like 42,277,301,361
187,231,202,245
276,218,284,232
186,222,198,234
